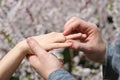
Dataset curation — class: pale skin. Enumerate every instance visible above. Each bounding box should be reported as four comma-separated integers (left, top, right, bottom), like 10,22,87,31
27,38,64,80
27,17,106,80
63,17,106,64
0,17,106,80
0,32,82,80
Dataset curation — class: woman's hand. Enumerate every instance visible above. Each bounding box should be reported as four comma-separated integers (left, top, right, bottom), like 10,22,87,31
32,32,71,51
20,32,84,54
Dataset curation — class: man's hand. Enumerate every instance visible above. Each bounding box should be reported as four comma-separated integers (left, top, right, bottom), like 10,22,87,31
27,38,64,80
63,17,106,64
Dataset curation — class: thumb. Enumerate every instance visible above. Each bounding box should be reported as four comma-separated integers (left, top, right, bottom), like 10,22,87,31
27,54,40,67
27,37,47,57
66,40,87,51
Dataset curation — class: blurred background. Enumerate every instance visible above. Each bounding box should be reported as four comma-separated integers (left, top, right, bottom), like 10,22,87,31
0,0,120,80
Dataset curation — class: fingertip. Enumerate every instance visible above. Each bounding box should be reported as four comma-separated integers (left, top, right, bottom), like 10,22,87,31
61,42,72,48
82,34,87,38
66,42,72,46
66,40,73,45
63,30,67,36
63,29,70,36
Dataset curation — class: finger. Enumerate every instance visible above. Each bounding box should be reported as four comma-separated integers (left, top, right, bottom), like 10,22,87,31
64,17,77,30
63,19,80,35
66,39,86,51
27,55,40,67
27,37,47,57
65,33,87,40
63,18,88,36
52,33,66,43
48,42,72,50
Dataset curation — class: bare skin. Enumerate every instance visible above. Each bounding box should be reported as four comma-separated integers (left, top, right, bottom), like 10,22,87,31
0,32,81,80
27,38,64,80
26,18,106,80
63,17,106,64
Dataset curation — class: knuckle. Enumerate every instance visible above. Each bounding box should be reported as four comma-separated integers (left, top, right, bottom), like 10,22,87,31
55,43,59,46
69,17,80,23
50,32,58,36
91,23,97,28
59,33,64,37
60,34,66,41
87,22,98,30
88,22,97,28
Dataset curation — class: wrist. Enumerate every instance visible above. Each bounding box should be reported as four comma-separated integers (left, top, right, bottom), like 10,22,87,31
16,40,30,55
93,43,106,64
100,43,106,64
